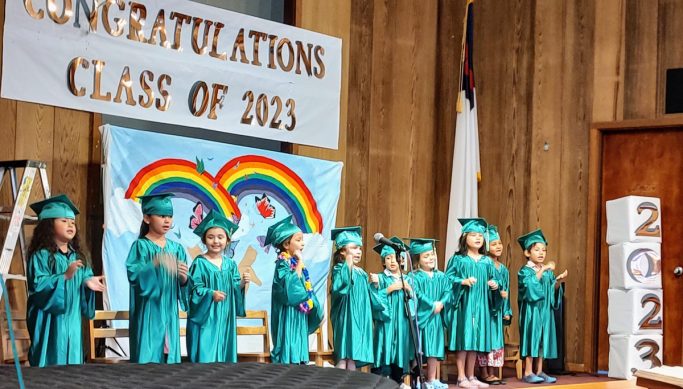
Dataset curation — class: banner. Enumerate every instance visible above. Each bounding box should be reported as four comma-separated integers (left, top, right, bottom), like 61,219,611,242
101,125,342,352
2,0,342,149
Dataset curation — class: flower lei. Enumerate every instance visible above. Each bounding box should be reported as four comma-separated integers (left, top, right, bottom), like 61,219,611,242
278,251,314,314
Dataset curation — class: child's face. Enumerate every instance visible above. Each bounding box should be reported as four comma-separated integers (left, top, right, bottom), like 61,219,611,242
384,253,399,273
466,232,484,250
144,214,173,235
342,244,362,264
204,227,228,256
489,239,503,258
53,218,76,243
418,251,435,271
525,243,547,263
284,232,305,254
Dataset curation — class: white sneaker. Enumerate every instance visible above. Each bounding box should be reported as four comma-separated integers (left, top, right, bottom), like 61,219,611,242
457,379,473,388
468,377,489,388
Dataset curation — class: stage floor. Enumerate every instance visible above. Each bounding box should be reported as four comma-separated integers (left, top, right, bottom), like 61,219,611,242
444,374,641,388
0,362,398,388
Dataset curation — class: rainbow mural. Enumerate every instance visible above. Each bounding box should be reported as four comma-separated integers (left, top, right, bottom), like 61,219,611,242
217,155,323,234
125,158,241,219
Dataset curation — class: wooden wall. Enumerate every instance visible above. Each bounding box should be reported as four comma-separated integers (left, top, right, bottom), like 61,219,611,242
2,0,682,371
295,0,683,371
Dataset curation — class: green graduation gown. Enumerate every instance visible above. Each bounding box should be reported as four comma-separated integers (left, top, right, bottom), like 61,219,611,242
444,254,501,352
330,262,388,366
518,263,564,358
270,258,323,364
27,249,95,367
186,255,245,363
126,238,189,364
411,269,451,360
373,271,415,374
490,262,512,351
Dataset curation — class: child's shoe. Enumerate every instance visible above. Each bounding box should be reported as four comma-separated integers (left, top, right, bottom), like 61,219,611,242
538,372,557,383
522,374,545,384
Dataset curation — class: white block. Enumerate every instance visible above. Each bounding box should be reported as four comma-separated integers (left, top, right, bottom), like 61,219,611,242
606,196,662,245
608,289,663,335
609,242,662,289
609,334,663,380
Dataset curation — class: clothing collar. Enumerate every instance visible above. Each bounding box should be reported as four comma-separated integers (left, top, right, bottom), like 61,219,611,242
526,260,541,271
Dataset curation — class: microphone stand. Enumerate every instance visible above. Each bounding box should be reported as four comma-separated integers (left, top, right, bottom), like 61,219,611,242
395,245,426,389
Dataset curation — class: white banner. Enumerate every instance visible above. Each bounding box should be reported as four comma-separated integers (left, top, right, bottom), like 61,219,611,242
1,0,342,149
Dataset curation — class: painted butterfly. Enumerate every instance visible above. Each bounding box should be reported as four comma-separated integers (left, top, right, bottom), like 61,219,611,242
189,202,204,229
255,193,275,219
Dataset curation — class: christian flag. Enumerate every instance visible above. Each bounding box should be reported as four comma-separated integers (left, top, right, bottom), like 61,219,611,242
445,0,481,260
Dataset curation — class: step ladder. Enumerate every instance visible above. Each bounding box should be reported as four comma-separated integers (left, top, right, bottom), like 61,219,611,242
0,160,51,299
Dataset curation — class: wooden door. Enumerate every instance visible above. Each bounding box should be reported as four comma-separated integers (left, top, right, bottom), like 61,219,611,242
596,127,683,370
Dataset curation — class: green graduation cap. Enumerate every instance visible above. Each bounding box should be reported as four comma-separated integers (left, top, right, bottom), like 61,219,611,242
331,226,363,250
138,193,174,216
373,236,406,259
517,229,548,250
30,194,79,220
458,217,488,234
488,225,501,242
408,238,437,255
193,210,239,239
264,215,302,246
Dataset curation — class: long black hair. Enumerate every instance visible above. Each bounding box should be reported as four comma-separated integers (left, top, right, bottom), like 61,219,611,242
456,233,486,256
138,220,150,238
27,219,91,267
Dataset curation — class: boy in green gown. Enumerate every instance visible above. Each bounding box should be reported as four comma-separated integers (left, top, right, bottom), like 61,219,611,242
409,238,450,389
127,193,190,364
517,229,568,384
371,237,415,384
330,226,388,370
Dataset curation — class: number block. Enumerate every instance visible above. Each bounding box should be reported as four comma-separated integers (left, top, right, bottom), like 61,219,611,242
606,196,662,245
609,242,662,289
607,289,663,335
609,334,663,380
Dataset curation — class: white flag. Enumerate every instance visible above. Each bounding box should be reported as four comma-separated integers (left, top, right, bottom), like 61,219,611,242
445,1,480,261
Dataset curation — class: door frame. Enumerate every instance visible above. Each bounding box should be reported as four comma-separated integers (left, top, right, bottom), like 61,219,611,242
584,116,683,373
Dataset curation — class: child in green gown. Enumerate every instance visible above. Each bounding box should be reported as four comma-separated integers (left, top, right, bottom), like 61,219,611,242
187,210,249,363
126,193,190,364
477,225,512,385
26,195,105,367
517,229,568,384
371,237,415,385
444,218,500,388
266,215,323,364
330,226,387,371
409,238,450,389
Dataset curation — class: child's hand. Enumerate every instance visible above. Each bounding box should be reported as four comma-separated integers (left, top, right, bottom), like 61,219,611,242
85,275,106,292
556,269,568,281
177,262,189,285
461,277,477,287
65,260,84,280
504,315,511,321
212,290,226,302
241,270,251,287
433,301,444,314
345,252,354,265
402,282,412,294
369,273,379,285
388,280,402,293
500,290,508,299
488,280,499,290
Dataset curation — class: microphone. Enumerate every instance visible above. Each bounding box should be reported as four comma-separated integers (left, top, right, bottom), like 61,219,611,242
373,233,406,252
